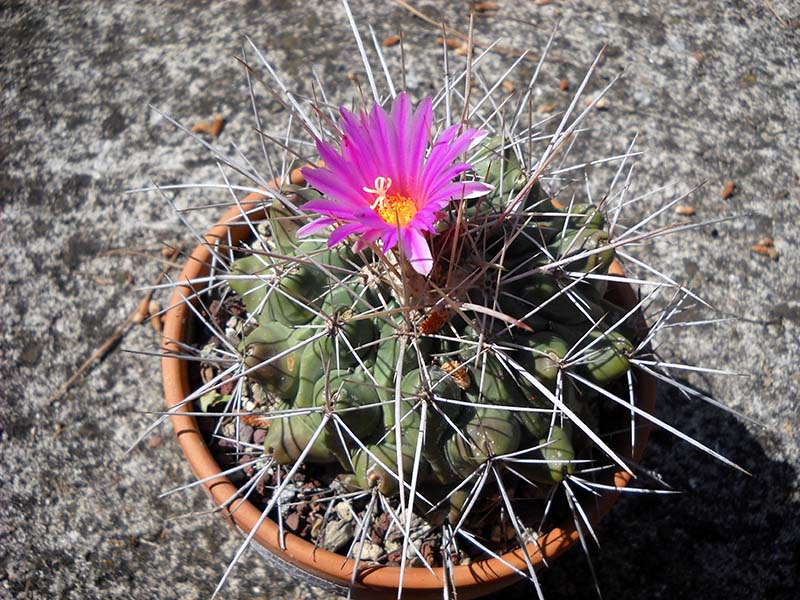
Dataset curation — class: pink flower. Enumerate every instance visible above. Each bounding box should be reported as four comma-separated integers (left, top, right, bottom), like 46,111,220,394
298,92,492,275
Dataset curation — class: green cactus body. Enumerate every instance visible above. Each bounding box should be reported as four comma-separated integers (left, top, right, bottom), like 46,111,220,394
242,322,309,398
540,425,576,483
221,136,641,524
264,407,334,465
445,406,521,479
579,329,634,384
227,255,273,317
549,226,614,273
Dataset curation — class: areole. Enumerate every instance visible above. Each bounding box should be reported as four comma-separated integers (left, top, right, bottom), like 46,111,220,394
161,180,657,599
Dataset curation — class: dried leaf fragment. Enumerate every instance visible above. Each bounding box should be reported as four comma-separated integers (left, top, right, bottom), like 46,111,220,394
559,78,569,91
382,34,401,47
721,180,735,199
502,80,515,93
539,102,557,114
441,361,471,390
209,115,224,137
190,114,225,138
474,2,499,12
751,245,779,261
674,205,696,216
239,413,271,428
148,300,162,333
132,298,150,324
420,306,450,334
751,237,778,261
454,43,472,57
435,36,461,49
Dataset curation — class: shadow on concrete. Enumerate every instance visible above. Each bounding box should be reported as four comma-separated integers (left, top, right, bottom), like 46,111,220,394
494,380,800,600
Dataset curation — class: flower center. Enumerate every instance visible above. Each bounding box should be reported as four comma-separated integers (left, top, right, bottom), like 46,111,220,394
363,176,417,227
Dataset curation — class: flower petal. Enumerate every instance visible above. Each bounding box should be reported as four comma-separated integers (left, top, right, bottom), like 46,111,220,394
303,169,369,210
353,228,381,252
297,217,335,238
404,96,432,198
427,181,493,206
400,227,433,275
419,128,486,197
328,222,363,246
381,226,399,251
300,197,363,219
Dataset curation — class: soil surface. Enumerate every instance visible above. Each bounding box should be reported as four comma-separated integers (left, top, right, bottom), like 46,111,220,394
1,1,799,599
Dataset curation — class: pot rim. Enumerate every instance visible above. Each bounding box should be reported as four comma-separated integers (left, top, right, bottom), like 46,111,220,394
161,189,656,599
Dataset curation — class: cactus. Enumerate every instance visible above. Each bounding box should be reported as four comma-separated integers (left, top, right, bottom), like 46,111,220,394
220,123,645,521
156,11,741,599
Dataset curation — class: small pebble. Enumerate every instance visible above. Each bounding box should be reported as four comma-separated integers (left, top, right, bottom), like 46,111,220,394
585,97,607,110
284,512,301,532
253,428,267,446
356,540,384,562
237,424,255,444
384,537,401,555
321,518,354,553
335,501,354,521
239,454,254,477
310,516,324,539
490,524,503,543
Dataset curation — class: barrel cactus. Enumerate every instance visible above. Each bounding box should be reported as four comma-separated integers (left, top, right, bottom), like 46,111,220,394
155,14,740,599
201,88,658,568
227,117,636,509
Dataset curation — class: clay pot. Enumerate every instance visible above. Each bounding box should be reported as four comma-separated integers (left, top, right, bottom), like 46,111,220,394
161,188,656,599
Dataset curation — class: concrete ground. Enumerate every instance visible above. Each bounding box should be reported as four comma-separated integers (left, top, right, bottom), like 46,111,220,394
1,1,798,598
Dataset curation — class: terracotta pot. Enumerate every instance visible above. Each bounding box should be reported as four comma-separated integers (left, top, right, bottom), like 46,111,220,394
161,188,656,599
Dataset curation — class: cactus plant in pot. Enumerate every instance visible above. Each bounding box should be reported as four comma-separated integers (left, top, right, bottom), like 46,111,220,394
152,16,739,600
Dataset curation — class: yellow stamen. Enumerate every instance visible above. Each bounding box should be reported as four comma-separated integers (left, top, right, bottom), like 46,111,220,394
376,193,417,227
363,176,418,227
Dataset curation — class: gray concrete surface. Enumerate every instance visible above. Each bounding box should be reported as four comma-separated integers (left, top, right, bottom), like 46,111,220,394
1,1,798,598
